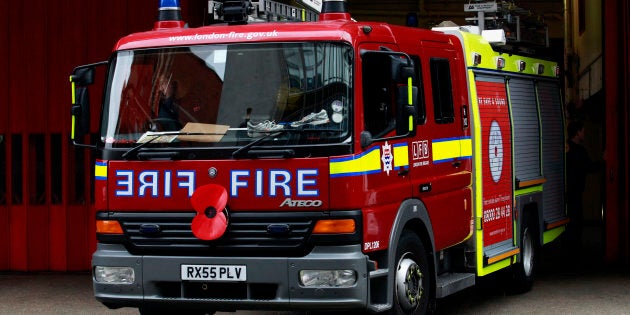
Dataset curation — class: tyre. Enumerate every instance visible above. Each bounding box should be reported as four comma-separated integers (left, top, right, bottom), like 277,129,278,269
507,213,537,294
391,231,431,315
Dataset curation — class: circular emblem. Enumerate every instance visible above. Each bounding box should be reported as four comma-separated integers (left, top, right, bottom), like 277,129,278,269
208,167,218,178
488,120,503,183
191,184,229,241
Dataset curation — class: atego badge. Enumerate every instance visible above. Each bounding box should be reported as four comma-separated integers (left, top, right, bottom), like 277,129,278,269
191,184,229,241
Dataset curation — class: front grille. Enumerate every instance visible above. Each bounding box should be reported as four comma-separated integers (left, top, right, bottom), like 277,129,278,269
155,281,278,300
100,211,355,256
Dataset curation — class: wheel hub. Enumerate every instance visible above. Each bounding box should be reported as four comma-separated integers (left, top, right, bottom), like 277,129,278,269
522,227,533,276
395,255,424,311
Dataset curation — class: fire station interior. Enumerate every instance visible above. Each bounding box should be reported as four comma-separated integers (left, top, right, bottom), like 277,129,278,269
0,0,627,273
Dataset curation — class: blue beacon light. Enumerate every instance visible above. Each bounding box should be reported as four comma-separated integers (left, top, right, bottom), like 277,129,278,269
155,0,184,29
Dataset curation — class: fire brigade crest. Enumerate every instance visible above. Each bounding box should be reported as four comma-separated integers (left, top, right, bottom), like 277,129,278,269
381,141,393,175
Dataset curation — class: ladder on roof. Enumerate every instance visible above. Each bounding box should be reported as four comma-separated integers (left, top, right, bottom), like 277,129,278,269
464,1,549,47
209,0,318,23
257,0,319,21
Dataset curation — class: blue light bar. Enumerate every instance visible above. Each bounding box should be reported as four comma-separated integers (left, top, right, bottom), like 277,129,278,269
157,0,182,22
159,0,180,9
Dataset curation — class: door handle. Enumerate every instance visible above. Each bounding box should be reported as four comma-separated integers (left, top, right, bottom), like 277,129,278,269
419,183,432,193
452,161,461,168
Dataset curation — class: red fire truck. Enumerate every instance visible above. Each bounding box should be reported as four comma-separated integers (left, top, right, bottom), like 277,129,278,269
70,0,567,314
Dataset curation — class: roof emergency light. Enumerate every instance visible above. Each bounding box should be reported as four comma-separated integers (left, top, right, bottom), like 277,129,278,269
154,0,185,29
320,0,351,21
496,57,506,69
472,52,482,66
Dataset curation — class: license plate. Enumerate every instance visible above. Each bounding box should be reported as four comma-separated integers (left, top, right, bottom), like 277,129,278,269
181,264,247,281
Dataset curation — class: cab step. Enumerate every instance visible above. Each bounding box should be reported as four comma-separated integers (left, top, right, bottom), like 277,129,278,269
436,272,475,298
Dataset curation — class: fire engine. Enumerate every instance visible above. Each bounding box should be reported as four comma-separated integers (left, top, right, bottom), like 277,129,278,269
70,0,567,314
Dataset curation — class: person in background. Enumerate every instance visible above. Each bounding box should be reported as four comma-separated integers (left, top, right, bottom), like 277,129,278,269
565,120,604,253
236,107,253,141
239,107,252,128
155,74,182,130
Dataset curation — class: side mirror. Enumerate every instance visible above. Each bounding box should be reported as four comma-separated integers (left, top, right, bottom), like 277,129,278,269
69,61,106,148
391,56,418,136
71,66,96,86
71,86,90,142
393,63,415,84
396,85,418,136
360,130,373,148
360,49,418,145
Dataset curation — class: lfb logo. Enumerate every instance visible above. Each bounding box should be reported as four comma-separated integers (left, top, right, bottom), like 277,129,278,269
412,140,429,160
381,142,394,175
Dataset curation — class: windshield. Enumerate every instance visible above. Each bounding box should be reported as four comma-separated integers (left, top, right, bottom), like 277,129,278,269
101,42,353,149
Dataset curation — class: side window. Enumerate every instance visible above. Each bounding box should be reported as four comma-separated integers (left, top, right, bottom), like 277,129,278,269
430,58,455,124
410,55,426,124
362,54,395,137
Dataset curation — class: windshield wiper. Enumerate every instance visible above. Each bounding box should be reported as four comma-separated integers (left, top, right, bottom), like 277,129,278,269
232,128,340,159
232,130,289,158
121,131,224,160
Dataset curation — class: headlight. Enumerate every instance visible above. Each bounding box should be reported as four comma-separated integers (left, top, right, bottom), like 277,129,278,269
94,266,135,284
299,269,356,287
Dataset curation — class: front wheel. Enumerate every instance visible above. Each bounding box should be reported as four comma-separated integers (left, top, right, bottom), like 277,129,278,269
391,231,431,315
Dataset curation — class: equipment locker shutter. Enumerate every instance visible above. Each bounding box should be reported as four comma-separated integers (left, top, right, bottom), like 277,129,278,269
508,78,541,182
474,73,515,250
537,81,565,220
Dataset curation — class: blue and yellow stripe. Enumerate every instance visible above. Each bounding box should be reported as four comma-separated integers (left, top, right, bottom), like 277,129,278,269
392,143,409,169
330,143,409,178
95,161,107,181
432,136,472,163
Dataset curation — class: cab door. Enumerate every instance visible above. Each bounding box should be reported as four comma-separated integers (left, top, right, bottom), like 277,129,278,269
352,43,413,253
411,43,473,251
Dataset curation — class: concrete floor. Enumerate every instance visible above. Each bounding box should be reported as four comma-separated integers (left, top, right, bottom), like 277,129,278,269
1,225,628,314
436,225,630,314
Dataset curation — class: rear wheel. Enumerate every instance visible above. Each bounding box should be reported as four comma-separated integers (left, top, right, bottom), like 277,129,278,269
391,231,430,315
507,213,537,294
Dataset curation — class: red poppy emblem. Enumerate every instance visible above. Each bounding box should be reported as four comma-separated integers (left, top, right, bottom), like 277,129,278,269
190,184,228,241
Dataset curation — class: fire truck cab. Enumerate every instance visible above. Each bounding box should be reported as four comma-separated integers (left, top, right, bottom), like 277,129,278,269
70,0,566,314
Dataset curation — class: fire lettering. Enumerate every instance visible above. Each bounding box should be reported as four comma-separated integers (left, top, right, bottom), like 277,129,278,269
230,169,319,197
115,170,196,197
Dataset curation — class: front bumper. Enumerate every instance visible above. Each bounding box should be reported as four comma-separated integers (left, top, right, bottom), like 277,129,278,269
92,243,369,312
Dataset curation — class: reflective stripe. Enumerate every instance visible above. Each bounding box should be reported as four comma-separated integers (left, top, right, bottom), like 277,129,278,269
432,137,471,163
70,77,76,104
393,143,409,169
330,143,410,178
407,77,413,105
71,116,76,140
543,226,565,244
460,137,472,159
330,146,381,177
70,77,76,140
95,161,107,180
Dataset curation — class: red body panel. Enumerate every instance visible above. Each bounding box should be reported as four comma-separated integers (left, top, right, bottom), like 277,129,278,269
476,81,513,246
